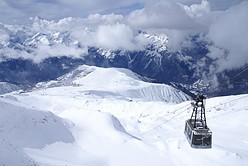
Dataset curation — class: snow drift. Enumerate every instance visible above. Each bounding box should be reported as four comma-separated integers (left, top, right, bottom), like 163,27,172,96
0,97,74,166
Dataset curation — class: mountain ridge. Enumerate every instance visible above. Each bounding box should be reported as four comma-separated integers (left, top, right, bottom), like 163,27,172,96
0,17,247,96
34,65,191,103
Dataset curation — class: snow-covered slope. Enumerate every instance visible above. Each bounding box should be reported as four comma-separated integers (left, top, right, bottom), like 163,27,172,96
35,65,190,103
0,65,248,166
0,96,74,166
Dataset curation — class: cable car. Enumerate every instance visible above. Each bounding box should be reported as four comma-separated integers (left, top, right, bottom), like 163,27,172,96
184,94,212,148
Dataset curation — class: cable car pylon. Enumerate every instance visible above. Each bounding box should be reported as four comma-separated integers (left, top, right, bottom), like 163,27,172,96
184,94,212,148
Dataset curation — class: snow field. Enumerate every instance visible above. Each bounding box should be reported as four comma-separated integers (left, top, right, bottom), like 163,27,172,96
0,65,248,166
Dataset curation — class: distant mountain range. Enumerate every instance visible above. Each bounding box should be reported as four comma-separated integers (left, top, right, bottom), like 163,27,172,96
0,17,247,96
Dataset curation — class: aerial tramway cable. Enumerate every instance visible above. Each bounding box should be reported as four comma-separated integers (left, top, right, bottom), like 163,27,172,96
151,103,191,122
183,64,248,148
232,64,248,80
142,103,191,134
140,65,248,148
210,64,248,93
142,94,248,134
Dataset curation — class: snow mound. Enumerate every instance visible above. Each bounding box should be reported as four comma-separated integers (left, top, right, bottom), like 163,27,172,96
36,65,142,88
61,109,130,139
36,65,190,103
0,97,74,166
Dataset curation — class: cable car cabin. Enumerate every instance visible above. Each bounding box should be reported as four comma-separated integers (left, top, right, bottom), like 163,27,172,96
184,95,212,148
184,119,212,148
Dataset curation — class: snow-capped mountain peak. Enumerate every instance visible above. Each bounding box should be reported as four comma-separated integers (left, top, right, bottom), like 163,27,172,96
144,33,168,52
35,65,190,103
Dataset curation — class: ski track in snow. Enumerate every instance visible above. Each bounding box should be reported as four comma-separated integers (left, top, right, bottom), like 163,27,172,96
0,65,248,166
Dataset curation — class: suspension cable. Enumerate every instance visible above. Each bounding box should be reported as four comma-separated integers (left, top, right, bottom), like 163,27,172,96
232,64,248,80
142,94,248,134
141,64,248,134
142,103,191,134
207,94,248,111
150,102,191,122
210,64,248,93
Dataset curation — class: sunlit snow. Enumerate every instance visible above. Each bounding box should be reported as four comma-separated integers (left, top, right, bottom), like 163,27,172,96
0,65,247,166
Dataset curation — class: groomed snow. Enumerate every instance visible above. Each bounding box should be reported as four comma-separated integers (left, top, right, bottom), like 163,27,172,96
0,65,248,166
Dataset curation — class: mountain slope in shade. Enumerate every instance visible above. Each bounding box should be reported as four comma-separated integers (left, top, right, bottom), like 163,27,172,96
0,82,21,94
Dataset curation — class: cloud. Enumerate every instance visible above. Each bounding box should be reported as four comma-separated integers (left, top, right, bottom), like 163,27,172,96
127,0,248,72
0,0,145,24
33,44,88,63
0,0,247,70
0,24,10,47
0,42,88,63
176,0,244,10
183,0,218,30
127,0,218,51
128,0,223,31
207,1,248,71
0,14,153,62
128,0,195,30
65,15,151,51
94,23,149,51
208,0,244,10
0,0,245,25
85,13,124,29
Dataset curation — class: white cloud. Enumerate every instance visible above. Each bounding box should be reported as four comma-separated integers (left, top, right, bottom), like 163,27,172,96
184,0,210,17
33,44,88,63
176,0,244,10
157,29,190,52
55,15,151,51
207,1,248,71
128,0,220,31
128,0,195,30
0,0,247,70
127,0,248,72
183,0,219,30
0,15,152,62
94,23,149,51
87,13,124,25
0,44,88,63
127,0,218,51
0,25,10,47
0,47,33,62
